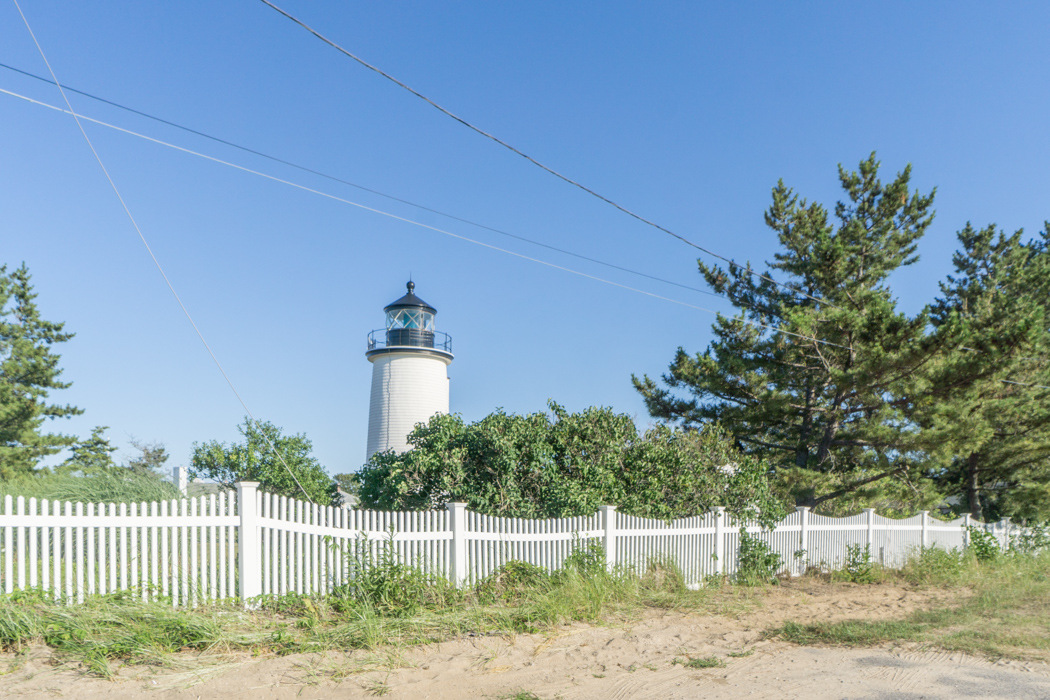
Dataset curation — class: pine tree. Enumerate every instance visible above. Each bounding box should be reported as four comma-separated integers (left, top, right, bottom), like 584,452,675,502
56,425,118,476
633,154,941,513
125,438,170,476
0,264,82,479
920,224,1050,521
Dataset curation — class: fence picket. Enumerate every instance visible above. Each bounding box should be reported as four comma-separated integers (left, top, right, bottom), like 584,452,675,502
15,497,25,592
261,493,269,597
106,502,116,594
151,501,160,600
228,492,236,600
2,496,9,595
0,486,1021,603
208,494,217,600
87,502,97,597
312,502,320,594
28,497,38,591
73,502,83,603
218,492,227,599
42,501,51,596
120,502,128,592
139,501,148,599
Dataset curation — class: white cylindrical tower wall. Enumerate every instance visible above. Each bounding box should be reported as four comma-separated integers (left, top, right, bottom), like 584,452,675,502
366,351,451,459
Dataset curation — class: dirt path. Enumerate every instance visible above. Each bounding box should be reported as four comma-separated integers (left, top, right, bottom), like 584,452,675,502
3,582,1048,699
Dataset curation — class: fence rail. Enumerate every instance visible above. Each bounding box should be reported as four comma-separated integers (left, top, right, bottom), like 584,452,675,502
0,481,1014,606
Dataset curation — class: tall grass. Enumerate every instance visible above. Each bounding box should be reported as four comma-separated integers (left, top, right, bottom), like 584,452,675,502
0,549,708,677
774,547,1050,661
0,589,243,677
0,469,179,504
6,530,1043,677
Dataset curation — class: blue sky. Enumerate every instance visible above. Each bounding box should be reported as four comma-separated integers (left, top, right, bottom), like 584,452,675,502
2,1,1048,476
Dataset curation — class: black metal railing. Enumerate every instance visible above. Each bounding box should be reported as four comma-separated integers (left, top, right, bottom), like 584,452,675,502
367,328,452,353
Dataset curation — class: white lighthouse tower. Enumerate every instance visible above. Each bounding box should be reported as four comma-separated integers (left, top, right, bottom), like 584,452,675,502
365,282,453,460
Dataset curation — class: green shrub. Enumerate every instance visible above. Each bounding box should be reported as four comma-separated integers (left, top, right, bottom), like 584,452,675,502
735,532,781,586
899,546,968,586
839,544,876,583
967,526,1001,562
332,533,456,617
1010,526,1050,556
561,538,606,577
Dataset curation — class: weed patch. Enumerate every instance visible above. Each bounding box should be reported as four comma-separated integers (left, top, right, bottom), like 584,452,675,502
735,532,781,586
772,549,1050,661
0,547,711,677
673,655,725,669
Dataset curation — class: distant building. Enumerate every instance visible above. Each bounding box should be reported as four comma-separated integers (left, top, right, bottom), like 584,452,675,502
364,282,453,461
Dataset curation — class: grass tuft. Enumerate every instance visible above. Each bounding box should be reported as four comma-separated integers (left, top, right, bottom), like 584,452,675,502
772,548,1050,661
673,655,725,669
6,542,1048,679
0,552,711,677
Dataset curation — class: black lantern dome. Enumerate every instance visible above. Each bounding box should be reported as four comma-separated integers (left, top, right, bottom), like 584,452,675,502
384,281,437,316
366,281,452,357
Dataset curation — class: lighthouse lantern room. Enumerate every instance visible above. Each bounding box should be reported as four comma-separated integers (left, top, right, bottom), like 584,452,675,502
365,282,453,460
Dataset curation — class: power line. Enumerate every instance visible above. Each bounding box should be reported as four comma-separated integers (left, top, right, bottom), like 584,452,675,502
10,0,317,504
256,0,840,311
254,0,1050,392
6,85,1046,391
0,84,847,351
0,60,721,302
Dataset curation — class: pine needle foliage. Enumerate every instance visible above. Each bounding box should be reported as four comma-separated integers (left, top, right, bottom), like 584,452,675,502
0,264,82,479
634,155,1050,518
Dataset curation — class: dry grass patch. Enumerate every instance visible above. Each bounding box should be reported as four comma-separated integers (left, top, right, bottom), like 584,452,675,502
772,548,1050,661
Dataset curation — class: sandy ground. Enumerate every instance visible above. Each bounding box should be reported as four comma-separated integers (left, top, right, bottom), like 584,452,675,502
2,582,1049,700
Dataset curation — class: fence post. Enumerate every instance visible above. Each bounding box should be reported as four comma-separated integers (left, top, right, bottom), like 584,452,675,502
173,466,188,496
796,506,810,576
600,505,617,572
920,510,929,549
962,512,971,550
864,508,875,552
1002,517,1012,551
3,495,12,595
236,482,261,605
447,502,467,588
713,507,726,577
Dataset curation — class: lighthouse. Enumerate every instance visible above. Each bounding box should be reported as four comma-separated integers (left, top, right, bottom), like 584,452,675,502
365,282,453,460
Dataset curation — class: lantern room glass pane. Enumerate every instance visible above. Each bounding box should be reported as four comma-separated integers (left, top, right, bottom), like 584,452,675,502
386,309,435,330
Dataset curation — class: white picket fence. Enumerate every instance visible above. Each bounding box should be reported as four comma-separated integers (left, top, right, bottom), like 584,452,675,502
0,481,1013,605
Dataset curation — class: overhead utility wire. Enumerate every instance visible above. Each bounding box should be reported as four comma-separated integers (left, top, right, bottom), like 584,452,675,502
10,82,1050,394
11,78,1043,373
0,85,847,351
0,61,719,303
6,86,1048,393
11,85,1050,393
257,0,839,311
10,0,316,504
253,4,1050,389
7,89,1047,392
